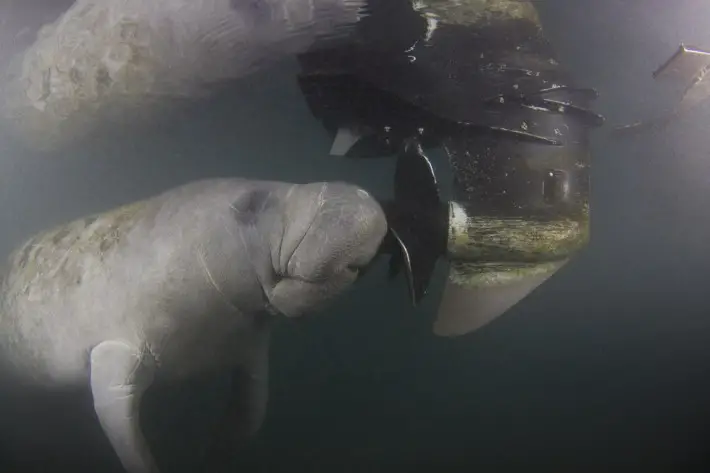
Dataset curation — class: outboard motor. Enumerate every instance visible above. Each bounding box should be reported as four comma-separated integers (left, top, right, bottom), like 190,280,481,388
296,0,604,336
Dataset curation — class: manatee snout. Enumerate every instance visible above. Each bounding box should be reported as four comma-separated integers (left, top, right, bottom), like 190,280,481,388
284,182,387,282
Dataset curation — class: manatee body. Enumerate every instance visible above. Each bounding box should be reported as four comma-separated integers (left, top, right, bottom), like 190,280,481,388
0,178,386,472
1,0,366,151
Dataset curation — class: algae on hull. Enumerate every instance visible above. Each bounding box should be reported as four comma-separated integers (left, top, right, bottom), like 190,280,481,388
449,260,565,287
414,0,541,27
448,214,589,262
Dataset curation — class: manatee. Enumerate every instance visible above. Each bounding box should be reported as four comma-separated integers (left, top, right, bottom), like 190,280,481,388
0,177,387,472
0,0,367,152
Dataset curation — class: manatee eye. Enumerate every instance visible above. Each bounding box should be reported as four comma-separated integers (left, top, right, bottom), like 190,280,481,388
231,189,274,226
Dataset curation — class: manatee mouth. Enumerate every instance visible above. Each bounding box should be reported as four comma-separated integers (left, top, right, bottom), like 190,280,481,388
346,261,367,275
348,250,383,280
348,263,368,281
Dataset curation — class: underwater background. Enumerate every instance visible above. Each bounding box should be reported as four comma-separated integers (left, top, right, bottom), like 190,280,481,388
1,0,710,471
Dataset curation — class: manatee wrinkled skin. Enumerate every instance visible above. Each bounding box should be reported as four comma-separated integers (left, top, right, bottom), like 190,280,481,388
0,178,387,472
1,0,366,152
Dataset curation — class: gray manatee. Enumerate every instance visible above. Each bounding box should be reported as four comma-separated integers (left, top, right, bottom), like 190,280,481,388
0,177,387,472
1,0,366,151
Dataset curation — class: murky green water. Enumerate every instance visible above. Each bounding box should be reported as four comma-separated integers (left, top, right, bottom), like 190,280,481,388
2,1,710,471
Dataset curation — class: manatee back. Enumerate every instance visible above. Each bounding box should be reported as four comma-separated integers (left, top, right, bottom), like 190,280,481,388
0,201,151,386
0,179,275,385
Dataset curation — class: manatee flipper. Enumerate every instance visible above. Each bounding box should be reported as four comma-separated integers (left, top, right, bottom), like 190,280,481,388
90,340,159,473
201,326,271,468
